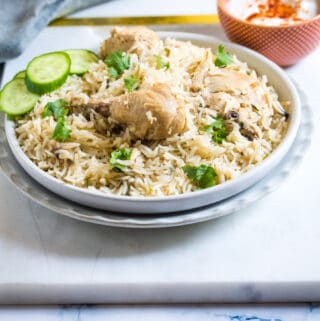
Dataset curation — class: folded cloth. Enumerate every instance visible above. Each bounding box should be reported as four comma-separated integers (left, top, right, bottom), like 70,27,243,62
0,0,110,62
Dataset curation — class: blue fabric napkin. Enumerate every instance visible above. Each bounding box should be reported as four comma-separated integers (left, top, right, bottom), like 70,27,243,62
0,0,110,62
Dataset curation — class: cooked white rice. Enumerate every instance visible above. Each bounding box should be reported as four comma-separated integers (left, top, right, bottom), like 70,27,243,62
15,34,288,197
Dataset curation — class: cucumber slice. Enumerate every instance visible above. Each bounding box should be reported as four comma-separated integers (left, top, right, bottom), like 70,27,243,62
65,49,99,75
25,51,71,95
13,70,26,79
0,78,39,115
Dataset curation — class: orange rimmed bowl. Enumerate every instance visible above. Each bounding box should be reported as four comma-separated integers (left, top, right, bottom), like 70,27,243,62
217,0,320,66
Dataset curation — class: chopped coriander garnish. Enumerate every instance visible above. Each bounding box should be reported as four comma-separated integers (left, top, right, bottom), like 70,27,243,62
42,99,69,120
124,76,139,92
215,45,233,67
108,67,119,79
110,148,132,170
104,50,130,78
154,55,170,70
43,99,71,141
183,164,217,189
204,115,228,144
51,118,71,141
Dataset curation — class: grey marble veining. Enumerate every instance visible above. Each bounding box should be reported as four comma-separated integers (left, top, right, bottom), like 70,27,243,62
1,304,320,320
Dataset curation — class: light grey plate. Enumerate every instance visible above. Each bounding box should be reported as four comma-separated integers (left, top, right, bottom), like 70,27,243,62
0,85,313,228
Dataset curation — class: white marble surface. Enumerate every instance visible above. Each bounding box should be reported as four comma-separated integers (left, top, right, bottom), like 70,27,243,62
0,304,320,320
1,0,320,317
1,24,320,303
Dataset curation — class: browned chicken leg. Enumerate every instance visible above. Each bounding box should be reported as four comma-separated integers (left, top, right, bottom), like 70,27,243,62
70,83,186,140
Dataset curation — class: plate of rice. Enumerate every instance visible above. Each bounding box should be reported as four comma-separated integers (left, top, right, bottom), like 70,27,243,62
2,27,300,214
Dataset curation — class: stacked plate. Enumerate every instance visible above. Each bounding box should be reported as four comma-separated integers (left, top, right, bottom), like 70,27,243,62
0,32,313,227
0,92,312,228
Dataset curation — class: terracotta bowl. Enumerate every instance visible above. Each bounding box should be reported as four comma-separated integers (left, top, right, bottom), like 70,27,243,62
217,0,320,66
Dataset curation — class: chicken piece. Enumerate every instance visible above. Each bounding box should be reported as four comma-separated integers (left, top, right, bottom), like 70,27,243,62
70,84,186,140
109,83,185,140
100,27,160,59
191,61,208,92
190,50,212,92
205,69,254,94
202,92,240,113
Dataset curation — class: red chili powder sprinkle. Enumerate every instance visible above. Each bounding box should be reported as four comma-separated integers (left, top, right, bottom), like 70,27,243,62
246,0,303,22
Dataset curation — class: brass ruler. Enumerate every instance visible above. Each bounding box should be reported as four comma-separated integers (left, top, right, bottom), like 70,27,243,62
49,14,219,27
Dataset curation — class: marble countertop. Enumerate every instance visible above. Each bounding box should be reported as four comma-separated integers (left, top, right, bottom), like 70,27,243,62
1,0,320,318
1,304,320,320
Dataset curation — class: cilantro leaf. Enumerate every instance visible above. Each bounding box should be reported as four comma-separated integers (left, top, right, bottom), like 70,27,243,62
183,164,217,189
124,76,139,92
43,99,71,141
215,45,233,67
41,109,52,119
42,99,69,120
154,55,170,70
204,115,228,144
108,67,119,79
104,50,130,78
110,148,132,170
51,118,71,141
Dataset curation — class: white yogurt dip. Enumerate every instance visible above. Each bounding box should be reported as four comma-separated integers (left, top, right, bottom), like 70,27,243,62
227,0,318,26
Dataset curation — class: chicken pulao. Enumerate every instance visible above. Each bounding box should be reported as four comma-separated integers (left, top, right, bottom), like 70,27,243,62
14,27,288,196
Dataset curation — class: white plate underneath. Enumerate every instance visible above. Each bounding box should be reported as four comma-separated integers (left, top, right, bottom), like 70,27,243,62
0,85,313,228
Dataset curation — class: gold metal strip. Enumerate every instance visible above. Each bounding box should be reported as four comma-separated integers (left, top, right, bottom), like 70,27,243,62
49,14,219,27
